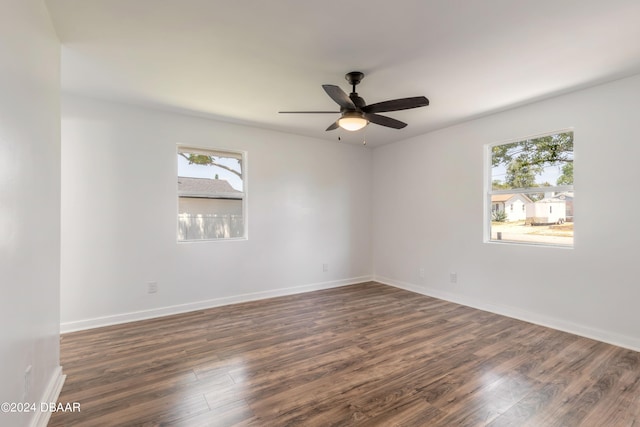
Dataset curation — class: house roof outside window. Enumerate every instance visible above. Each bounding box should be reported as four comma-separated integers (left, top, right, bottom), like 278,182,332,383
177,177,243,199
491,194,533,204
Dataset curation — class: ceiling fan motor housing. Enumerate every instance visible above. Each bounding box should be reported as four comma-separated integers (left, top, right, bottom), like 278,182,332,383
348,94,366,110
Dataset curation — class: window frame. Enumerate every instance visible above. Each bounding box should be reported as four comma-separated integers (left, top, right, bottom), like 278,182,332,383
484,129,574,248
176,145,248,243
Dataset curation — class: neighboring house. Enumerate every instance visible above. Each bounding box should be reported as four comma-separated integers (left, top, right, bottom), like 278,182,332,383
491,194,532,222
551,191,574,222
177,177,244,239
178,176,243,215
526,198,567,225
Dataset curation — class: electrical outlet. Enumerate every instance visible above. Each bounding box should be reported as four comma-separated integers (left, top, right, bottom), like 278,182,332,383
419,268,425,278
450,272,458,284
322,263,329,272
147,281,158,294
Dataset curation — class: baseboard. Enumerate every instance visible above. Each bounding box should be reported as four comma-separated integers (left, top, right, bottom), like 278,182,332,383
29,366,66,427
374,275,640,353
61,276,373,333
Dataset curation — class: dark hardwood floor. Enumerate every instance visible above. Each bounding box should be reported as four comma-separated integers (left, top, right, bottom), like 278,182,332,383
49,282,640,426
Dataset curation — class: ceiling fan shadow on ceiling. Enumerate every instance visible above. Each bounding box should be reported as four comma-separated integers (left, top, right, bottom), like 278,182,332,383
279,71,429,133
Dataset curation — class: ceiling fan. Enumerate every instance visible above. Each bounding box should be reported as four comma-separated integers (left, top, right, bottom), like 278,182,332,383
279,71,429,132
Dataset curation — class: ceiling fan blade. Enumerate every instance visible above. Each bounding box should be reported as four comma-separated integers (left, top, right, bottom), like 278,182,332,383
362,96,429,114
279,111,339,114
322,85,356,109
326,121,339,131
364,113,407,129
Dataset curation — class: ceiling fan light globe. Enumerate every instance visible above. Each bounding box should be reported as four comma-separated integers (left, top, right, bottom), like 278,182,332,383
338,114,368,131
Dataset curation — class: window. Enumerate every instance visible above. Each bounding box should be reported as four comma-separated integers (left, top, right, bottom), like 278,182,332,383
487,130,573,247
177,147,246,241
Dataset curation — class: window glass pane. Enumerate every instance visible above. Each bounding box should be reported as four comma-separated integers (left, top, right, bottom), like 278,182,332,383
489,131,573,247
489,190,573,246
177,147,245,241
491,132,573,190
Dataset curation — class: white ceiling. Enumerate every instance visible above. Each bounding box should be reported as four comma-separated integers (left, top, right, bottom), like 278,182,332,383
46,0,640,147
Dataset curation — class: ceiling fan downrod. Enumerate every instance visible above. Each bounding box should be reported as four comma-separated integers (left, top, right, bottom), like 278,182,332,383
345,71,364,94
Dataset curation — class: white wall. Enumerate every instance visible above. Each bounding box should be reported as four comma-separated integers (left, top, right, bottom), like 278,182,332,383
60,95,372,330
0,1,63,426
373,73,640,351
